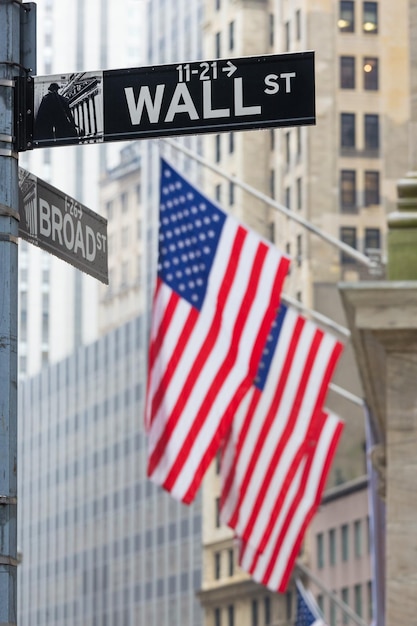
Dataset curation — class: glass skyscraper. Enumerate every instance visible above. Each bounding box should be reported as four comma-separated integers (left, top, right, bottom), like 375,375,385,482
18,315,203,626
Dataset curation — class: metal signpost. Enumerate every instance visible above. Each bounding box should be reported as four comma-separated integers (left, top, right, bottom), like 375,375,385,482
1,3,316,623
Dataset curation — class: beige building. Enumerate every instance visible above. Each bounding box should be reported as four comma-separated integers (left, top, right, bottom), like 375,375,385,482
200,0,409,624
198,458,302,626
98,143,145,335
308,476,373,626
96,1,410,624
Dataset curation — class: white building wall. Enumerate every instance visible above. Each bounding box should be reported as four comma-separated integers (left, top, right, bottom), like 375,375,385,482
18,0,146,378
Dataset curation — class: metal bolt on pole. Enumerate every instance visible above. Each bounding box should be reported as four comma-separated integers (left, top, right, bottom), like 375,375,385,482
0,1,21,625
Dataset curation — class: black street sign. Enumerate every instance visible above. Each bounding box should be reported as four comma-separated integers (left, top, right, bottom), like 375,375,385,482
18,51,315,150
18,168,108,284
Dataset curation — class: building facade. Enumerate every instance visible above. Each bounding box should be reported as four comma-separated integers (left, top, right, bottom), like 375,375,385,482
17,316,203,626
18,0,145,378
98,143,145,335
308,476,373,626
198,2,408,625
16,2,404,625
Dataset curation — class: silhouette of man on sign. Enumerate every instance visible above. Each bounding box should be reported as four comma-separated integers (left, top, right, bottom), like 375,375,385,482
34,82,79,142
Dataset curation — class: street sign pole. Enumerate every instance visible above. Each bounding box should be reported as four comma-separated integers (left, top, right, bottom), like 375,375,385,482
0,1,20,625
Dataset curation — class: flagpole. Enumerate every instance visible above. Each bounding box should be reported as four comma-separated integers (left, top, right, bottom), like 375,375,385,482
328,382,364,407
282,292,351,338
295,560,369,626
160,138,377,269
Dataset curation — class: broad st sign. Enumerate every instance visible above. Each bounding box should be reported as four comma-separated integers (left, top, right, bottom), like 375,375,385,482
18,168,108,283
20,51,315,149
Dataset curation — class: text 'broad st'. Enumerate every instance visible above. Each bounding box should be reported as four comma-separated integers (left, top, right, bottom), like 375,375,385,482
19,168,108,283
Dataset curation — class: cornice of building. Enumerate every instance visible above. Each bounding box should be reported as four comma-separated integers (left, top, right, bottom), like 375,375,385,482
322,474,368,504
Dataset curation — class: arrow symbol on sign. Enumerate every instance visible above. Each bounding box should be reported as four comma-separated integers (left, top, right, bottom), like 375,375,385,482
222,61,237,78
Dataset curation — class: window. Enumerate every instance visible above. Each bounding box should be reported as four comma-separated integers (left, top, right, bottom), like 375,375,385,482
296,177,302,210
339,1,354,32
215,607,222,626
364,171,380,205
365,228,381,252
285,186,291,211
229,132,234,153
330,599,337,626
215,134,221,162
354,584,363,617
228,548,234,576
317,532,324,568
270,129,275,151
121,192,128,212
341,523,349,560
285,21,290,50
364,114,379,150
341,170,357,211
286,591,293,620
269,14,274,47
251,599,258,626
341,113,356,148
215,0,220,10
341,588,349,624
296,9,301,40
340,56,355,89
340,227,357,264
363,1,378,33
215,451,221,474
215,184,222,202
229,21,235,50
215,497,221,527
214,552,221,579
270,170,275,199
215,32,221,58
296,234,302,267
314,596,323,620
329,528,336,565
264,597,271,625
228,605,234,626
106,200,114,219
296,127,302,159
354,520,362,557
268,222,275,243
367,580,373,621
364,57,378,90
229,181,235,205
285,132,291,165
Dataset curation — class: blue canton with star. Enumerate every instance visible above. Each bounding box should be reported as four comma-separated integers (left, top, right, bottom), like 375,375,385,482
158,159,226,312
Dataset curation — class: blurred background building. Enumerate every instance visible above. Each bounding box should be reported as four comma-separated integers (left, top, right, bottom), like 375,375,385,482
17,0,145,378
18,316,203,626
17,0,406,624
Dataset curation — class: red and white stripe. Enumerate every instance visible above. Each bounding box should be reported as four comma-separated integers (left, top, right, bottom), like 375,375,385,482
220,307,343,551
238,410,344,592
145,216,289,503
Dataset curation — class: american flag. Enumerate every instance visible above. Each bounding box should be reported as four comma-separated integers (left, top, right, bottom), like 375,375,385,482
145,159,290,503
238,409,344,592
295,578,328,626
220,303,344,555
